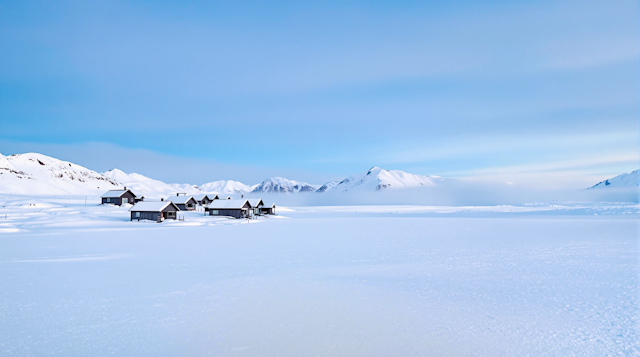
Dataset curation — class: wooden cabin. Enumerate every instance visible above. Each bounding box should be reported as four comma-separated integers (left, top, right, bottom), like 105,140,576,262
196,194,214,206
129,201,179,222
260,203,276,215
249,198,264,216
101,188,137,206
205,199,252,219
166,194,198,211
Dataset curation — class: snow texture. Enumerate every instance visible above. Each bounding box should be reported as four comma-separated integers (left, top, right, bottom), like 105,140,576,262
589,169,640,189
0,194,638,356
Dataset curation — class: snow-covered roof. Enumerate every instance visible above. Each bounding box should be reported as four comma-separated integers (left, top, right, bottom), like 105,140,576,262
196,194,210,201
101,189,130,198
206,199,250,209
165,195,196,204
248,198,264,207
129,201,177,212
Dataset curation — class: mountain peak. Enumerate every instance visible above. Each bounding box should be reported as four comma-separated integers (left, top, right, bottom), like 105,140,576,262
252,177,319,193
588,169,640,189
317,167,452,192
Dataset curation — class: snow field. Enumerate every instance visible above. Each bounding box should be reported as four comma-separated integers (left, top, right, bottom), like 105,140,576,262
0,196,638,356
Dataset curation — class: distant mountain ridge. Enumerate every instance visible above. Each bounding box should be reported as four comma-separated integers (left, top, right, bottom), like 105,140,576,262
319,166,452,192
1,152,457,196
252,177,319,193
102,169,204,197
199,180,255,194
588,170,640,189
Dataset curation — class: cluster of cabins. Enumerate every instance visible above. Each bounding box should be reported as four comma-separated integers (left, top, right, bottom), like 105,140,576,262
101,188,276,222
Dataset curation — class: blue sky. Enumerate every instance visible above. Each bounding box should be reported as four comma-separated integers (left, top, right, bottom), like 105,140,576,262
0,0,637,187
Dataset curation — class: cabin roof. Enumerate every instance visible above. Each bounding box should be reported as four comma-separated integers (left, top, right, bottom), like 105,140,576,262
129,201,177,212
165,195,196,204
206,199,250,209
196,194,210,201
248,198,264,207
101,189,134,198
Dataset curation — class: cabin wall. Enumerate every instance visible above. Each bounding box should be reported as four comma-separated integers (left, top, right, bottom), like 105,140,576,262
209,209,244,219
130,211,161,221
121,191,136,205
162,205,178,219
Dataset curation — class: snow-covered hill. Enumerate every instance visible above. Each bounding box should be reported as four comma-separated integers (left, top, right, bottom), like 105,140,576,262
252,177,320,193
102,169,203,197
316,181,340,193
589,170,640,189
0,152,120,195
199,180,255,194
320,166,452,192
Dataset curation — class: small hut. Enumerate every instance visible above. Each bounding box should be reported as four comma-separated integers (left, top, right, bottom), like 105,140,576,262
196,194,213,206
248,198,264,215
165,194,198,211
101,188,137,206
129,201,179,222
205,199,252,219
260,203,276,215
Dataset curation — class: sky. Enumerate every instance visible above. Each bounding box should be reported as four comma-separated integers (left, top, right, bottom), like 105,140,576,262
0,0,638,187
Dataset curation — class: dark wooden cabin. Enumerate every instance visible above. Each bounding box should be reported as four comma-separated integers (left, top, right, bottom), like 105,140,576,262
205,199,252,219
101,188,137,206
196,194,214,206
260,203,276,215
129,201,179,222
249,198,264,215
166,194,198,211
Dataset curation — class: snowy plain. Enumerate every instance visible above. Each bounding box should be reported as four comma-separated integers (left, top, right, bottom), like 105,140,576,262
0,194,638,356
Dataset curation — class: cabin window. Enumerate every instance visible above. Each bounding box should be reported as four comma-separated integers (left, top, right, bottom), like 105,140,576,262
211,210,218,215
106,198,110,203
135,212,140,217
167,211,175,218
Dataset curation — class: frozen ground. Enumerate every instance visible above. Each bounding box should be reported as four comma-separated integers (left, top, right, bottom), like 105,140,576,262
0,195,638,356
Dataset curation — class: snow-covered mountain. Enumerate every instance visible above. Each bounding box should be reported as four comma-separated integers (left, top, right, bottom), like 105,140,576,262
199,180,255,194
588,170,640,189
0,153,120,195
316,181,340,193
320,166,452,192
102,169,203,197
252,177,320,193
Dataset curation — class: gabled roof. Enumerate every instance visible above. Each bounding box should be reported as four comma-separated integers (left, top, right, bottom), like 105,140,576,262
196,194,211,201
248,198,264,208
206,199,250,209
101,189,135,198
165,195,197,204
129,201,178,212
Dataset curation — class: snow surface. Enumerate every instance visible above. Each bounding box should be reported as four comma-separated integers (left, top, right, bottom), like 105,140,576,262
252,177,320,193
589,169,640,189
323,166,452,192
0,194,638,356
0,153,120,195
